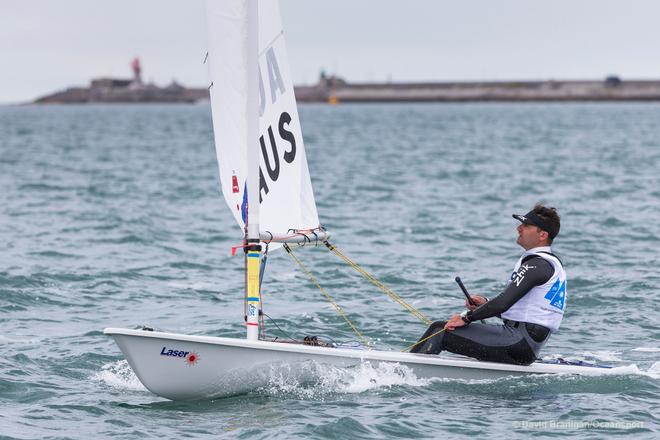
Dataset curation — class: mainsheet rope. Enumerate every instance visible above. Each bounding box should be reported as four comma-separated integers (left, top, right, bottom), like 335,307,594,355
324,241,432,325
284,244,372,350
401,328,445,352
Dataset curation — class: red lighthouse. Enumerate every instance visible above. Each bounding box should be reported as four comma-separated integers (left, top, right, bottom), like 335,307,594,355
130,57,142,85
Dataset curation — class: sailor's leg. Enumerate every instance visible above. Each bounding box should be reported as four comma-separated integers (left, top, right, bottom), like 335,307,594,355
441,322,539,365
409,321,447,354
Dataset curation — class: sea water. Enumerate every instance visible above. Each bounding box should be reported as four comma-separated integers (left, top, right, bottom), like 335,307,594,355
0,103,658,439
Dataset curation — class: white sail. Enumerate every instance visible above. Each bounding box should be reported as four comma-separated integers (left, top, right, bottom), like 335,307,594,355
205,0,320,238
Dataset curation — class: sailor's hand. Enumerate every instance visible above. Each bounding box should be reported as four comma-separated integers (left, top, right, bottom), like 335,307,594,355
444,314,467,331
465,295,488,310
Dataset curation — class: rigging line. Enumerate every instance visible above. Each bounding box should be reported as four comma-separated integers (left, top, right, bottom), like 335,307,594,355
324,242,428,322
340,250,430,324
284,244,371,350
339,253,427,322
262,312,297,343
401,328,446,353
324,242,432,325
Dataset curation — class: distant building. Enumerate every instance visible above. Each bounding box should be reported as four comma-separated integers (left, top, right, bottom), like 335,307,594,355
605,75,622,87
34,58,208,104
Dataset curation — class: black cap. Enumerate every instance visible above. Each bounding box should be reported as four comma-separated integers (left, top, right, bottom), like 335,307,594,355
512,210,559,240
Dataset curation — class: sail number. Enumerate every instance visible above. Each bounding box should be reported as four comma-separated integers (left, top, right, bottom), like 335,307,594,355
259,111,296,202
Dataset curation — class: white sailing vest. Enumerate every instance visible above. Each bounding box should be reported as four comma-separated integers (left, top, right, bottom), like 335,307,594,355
500,247,567,331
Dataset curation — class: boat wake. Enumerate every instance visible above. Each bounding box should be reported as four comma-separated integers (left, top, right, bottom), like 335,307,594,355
541,352,660,379
617,361,660,380
260,356,660,399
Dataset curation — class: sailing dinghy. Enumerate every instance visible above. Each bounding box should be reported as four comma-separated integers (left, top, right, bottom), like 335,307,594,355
104,0,613,401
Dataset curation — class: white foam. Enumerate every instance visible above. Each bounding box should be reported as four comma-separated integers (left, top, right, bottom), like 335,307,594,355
262,360,431,398
541,353,565,361
582,350,624,362
542,351,659,379
92,360,146,391
339,361,432,393
632,347,660,353
434,375,515,385
584,363,659,380
647,361,660,379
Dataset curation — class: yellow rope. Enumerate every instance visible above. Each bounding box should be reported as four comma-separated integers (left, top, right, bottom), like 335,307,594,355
324,242,432,325
401,328,446,352
284,245,371,350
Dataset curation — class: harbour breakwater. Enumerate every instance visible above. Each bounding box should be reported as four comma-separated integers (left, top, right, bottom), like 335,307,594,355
34,74,660,104
295,75,660,103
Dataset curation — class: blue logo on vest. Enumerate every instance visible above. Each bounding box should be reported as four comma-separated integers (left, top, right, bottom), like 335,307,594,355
544,278,566,310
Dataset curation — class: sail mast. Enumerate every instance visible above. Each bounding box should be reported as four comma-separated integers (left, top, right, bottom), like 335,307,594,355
244,0,261,341
246,0,259,236
206,0,326,339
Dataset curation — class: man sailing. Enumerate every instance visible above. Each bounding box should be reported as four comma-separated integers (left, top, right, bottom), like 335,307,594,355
410,204,566,365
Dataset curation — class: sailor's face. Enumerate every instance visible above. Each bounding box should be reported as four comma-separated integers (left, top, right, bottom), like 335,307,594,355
516,223,543,250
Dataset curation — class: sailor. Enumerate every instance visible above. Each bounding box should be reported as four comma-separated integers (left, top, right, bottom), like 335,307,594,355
410,204,566,365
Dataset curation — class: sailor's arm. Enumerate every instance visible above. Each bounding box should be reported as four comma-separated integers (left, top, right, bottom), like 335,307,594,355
463,257,554,323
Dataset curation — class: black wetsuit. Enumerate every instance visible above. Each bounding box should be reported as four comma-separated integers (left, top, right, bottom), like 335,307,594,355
410,255,556,365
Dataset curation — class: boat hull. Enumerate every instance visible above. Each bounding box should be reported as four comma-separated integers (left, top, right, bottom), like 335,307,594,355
104,327,610,401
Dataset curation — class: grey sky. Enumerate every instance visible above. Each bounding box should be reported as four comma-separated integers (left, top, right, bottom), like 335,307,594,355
2,0,660,104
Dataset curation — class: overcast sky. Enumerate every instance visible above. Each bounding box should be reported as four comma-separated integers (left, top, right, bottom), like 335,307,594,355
2,0,660,104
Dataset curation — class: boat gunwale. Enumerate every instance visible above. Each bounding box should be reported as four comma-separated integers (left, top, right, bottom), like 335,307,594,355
104,327,609,375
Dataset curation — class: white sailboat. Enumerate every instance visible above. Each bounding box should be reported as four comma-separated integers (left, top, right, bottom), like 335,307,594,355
104,0,613,401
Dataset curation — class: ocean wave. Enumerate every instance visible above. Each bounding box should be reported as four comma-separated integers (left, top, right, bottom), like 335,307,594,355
632,346,660,353
166,281,222,291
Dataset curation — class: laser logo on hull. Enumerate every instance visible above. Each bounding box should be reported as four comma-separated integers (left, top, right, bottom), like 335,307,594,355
160,346,200,366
